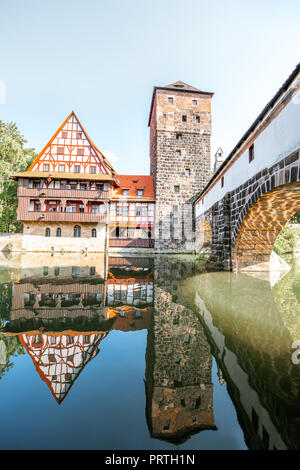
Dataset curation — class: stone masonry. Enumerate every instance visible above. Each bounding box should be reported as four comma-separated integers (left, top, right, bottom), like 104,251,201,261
195,148,300,270
149,82,213,251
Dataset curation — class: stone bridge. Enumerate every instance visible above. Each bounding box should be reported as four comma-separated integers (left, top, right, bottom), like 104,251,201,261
194,63,300,270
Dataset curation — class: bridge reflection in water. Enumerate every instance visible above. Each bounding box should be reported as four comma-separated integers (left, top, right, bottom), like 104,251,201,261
0,254,299,449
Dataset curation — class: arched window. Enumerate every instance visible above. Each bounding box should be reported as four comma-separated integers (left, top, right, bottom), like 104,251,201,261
56,227,62,237
45,228,50,237
91,228,97,238
74,225,81,238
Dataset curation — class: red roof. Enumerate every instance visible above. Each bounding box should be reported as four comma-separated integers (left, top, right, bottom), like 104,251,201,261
113,175,155,200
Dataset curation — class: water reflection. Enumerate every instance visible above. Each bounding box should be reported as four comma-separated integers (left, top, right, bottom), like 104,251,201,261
0,253,299,449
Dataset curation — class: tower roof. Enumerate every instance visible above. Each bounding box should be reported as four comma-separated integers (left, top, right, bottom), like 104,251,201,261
163,81,204,92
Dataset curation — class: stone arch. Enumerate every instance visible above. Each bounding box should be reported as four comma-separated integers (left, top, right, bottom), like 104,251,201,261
196,219,212,253
232,183,300,270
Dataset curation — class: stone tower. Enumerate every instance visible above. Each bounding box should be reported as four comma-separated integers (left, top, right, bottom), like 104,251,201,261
148,81,213,251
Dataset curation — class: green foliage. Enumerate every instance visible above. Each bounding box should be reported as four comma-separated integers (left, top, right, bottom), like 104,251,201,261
0,120,36,232
290,211,300,224
0,334,25,380
273,224,295,255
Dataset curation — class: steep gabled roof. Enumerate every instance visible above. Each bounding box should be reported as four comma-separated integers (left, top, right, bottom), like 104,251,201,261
26,111,116,176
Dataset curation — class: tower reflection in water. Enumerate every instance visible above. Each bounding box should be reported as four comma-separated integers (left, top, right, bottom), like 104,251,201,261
1,254,216,445
2,254,299,449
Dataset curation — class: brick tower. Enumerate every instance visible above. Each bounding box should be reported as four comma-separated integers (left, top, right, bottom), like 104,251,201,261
148,81,213,251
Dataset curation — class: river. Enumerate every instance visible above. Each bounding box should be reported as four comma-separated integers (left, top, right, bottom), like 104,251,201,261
0,252,299,450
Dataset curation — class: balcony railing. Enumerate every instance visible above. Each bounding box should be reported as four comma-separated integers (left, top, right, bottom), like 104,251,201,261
17,186,111,200
19,210,108,223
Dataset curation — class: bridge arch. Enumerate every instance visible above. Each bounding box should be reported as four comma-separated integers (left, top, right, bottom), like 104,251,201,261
232,182,300,270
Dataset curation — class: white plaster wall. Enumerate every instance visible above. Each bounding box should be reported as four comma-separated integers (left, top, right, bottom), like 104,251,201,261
196,94,300,217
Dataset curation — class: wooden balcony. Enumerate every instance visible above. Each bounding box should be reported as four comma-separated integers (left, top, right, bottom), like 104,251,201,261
17,186,111,200
19,210,108,223
109,238,154,248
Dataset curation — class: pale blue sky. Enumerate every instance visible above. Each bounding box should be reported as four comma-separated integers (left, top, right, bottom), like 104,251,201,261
0,0,299,174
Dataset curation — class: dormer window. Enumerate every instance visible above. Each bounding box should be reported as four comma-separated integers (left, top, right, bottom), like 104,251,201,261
168,97,173,104
122,189,129,196
137,189,144,197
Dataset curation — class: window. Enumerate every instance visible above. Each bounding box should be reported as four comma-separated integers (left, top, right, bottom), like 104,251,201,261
90,166,96,174
33,180,40,189
91,228,97,238
43,266,48,276
45,227,50,237
221,176,224,187
43,164,50,171
137,189,144,196
57,147,64,155
59,164,65,172
62,131,67,138
174,185,180,193
56,227,61,237
136,207,141,216
176,149,181,157
185,169,190,177
176,134,182,141
90,267,96,275
76,132,82,139
249,144,254,162
122,189,129,196
74,165,80,173
54,267,60,276
182,115,187,122
77,148,84,156
192,100,197,106
168,97,173,104
195,116,200,123
73,225,81,238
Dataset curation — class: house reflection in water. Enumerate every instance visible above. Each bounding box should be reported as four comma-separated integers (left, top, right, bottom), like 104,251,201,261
2,254,216,445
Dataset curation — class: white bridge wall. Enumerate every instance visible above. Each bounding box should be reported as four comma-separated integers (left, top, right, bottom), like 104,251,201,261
196,88,300,217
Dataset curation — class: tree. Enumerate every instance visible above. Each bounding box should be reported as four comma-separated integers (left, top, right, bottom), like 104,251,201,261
0,121,36,232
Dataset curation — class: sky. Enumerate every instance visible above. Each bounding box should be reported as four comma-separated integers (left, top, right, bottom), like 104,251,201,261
0,0,299,175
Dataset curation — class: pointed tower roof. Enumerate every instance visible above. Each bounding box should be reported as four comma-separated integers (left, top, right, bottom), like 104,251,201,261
12,111,117,181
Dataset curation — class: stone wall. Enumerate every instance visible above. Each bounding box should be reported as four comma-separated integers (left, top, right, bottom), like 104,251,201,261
21,221,107,253
195,148,300,270
150,88,212,251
